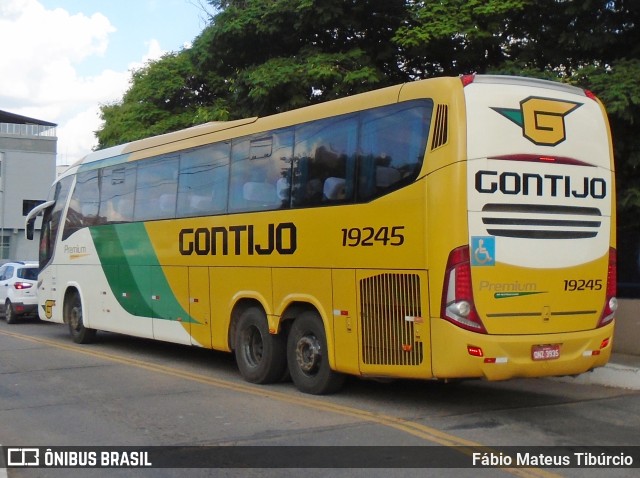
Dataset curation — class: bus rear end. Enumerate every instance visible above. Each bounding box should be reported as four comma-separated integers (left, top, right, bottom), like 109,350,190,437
432,75,616,380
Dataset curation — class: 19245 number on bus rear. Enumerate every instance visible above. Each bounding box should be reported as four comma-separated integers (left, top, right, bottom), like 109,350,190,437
563,279,603,292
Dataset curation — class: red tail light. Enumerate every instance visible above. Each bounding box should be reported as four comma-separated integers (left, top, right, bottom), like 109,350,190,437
13,282,33,290
584,89,599,101
441,246,487,333
460,74,476,87
597,247,617,327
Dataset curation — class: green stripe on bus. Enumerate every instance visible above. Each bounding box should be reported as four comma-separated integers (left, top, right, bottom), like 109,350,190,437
90,223,197,324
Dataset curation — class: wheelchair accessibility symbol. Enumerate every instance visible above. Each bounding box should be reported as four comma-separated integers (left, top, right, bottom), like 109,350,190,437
471,236,495,266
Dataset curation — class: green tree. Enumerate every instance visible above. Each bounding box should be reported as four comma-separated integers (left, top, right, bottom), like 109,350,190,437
97,51,230,148
189,0,409,117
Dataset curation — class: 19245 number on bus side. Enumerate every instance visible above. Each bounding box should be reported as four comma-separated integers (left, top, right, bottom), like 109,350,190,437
341,226,405,247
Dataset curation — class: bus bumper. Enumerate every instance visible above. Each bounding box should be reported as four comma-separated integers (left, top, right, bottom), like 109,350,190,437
430,319,615,381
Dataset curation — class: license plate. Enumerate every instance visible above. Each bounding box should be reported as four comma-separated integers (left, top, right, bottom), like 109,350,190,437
531,344,560,361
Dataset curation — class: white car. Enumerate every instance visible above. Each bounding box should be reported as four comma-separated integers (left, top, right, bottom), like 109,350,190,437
0,261,39,324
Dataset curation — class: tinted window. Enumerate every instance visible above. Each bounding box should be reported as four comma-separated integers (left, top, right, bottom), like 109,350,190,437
134,156,179,221
177,143,230,217
357,101,432,201
1,266,13,281
229,129,293,212
18,267,38,280
40,175,73,267
292,114,358,207
99,163,137,223
63,169,100,240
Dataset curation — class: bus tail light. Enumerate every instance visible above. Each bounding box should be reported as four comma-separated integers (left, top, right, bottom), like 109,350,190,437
460,74,476,87
441,246,487,334
597,247,617,328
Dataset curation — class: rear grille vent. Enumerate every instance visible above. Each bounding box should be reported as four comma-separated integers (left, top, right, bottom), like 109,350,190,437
481,204,602,239
360,273,423,366
431,104,449,150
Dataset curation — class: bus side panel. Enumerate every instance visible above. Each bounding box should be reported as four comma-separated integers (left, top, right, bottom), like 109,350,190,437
37,263,63,323
188,267,212,348
271,267,334,360
425,161,470,318
331,269,360,375
209,266,273,352
151,265,191,345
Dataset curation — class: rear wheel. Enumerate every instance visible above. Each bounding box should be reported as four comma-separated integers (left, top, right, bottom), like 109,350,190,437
287,311,345,395
234,306,287,384
6,301,18,324
65,292,96,344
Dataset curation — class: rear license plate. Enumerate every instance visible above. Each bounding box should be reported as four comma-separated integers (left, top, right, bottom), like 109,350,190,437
531,344,560,361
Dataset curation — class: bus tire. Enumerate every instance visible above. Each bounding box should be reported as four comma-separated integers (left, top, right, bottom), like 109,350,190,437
65,291,96,344
287,311,345,395
234,306,287,384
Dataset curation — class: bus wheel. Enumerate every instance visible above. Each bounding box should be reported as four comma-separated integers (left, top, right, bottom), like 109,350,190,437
234,307,287,384
65,292,96,344
287,311,345,395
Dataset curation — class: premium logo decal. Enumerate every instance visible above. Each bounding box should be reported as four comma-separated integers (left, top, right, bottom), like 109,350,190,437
493,97,582,146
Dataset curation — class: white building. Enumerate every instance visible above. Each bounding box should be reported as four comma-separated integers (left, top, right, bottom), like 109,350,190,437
0,110,57,261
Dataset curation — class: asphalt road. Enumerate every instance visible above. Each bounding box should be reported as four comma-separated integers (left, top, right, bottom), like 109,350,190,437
1,318,639,478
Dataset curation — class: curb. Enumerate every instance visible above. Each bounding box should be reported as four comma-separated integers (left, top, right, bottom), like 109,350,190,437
552,357,640,390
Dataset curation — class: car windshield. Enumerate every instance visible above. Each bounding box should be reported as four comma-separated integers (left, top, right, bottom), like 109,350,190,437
18,267,39,281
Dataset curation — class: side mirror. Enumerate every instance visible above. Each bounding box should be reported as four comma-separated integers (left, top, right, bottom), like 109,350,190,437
24,200,55,241
26,217,35,240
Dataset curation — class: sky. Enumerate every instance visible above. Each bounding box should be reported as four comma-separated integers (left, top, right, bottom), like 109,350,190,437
0,0,212,165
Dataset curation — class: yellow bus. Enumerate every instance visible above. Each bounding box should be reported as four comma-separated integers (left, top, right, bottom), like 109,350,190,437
26,75,616,394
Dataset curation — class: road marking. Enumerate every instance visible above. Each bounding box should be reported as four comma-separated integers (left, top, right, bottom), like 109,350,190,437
0,329,560,477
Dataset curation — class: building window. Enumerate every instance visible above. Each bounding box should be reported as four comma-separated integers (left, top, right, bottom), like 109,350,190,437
0,235,10,261
23,199,45,216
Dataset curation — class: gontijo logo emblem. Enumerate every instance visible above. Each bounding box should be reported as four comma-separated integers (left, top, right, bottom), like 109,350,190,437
492,97,582,146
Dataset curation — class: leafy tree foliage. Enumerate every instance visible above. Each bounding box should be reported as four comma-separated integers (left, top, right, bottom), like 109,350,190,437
189,0,409,118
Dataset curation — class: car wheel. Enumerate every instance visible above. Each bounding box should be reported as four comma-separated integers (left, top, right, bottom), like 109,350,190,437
6,301,18,324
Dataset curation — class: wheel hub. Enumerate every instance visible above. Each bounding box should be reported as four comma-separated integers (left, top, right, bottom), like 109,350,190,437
243,327,264,366
296,335,321,374
70,306,82,330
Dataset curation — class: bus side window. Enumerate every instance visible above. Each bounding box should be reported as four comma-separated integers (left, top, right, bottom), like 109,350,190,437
134,155,179,221
292,115,357,207
229,128,293,212
177,142,230,218
357,101,432,202
100,164,136,223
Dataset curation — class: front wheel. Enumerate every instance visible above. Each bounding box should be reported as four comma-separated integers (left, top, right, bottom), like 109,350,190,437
65,292,96,344
287,311,345,395
234,306,287,384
